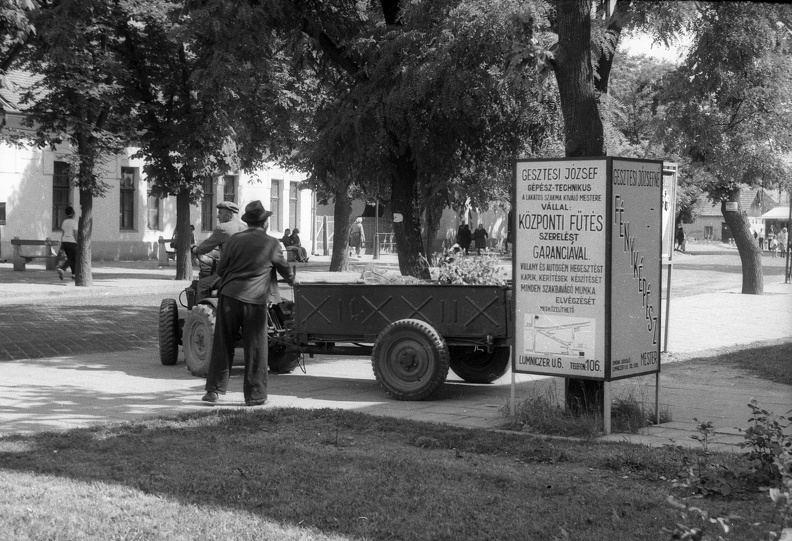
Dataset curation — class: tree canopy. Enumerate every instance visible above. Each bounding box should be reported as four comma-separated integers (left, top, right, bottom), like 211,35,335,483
276,0,560,275
660,2,792,293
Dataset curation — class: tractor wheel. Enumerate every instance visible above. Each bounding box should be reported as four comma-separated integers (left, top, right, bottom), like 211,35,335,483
183,303,216,377
448,346,511,384
268,301,300,374
158,298,180,366
372,319,449,401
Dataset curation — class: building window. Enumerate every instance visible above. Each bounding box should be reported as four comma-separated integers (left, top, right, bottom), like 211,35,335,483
147,180,160,230
120,167,137,230
289,182,300,230
52,161,71,229
270,179,281,231
202,177,215,231
223,175,237,203
0,202,6,225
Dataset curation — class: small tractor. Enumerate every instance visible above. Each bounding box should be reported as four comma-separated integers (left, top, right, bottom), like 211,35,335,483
157,257,300,376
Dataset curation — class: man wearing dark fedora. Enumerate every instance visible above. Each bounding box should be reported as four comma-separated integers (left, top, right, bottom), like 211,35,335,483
202,200,294,406
192,200,246,302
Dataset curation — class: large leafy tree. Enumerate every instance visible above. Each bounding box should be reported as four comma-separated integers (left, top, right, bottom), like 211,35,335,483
114,0,299,279
661,2,792,294
15,0,136,286
215,0,556,278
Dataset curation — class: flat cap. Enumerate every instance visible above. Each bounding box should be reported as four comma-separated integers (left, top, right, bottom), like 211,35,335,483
216,201,239,213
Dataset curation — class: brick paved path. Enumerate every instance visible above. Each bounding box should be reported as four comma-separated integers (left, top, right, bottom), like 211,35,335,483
0,304,159,360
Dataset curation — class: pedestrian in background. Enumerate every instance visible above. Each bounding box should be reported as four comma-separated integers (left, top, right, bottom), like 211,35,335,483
56,206,77,280
473,223,488,255
348,217,365,257
457,223,472,255
289,228,309,262
778,227,788,256
675,224,686,252
280,228,293,248
202,200,294,407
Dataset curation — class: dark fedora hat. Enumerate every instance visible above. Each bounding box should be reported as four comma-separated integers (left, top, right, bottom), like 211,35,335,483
216,201,239,213
241,200,273,224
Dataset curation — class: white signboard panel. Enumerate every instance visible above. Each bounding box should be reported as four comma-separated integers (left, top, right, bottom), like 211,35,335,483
513,159,608,379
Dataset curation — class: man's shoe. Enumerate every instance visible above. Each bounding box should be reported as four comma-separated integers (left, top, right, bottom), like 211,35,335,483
202,391,219,403
245,399,267,407
57,268,64,280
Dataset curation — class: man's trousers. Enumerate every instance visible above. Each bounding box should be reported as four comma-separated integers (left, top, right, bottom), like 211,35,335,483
205,295,268,403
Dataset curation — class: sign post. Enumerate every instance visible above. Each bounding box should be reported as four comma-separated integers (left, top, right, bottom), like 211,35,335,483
512,157,663,434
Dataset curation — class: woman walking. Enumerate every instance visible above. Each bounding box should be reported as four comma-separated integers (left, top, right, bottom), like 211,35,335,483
348,217,365,257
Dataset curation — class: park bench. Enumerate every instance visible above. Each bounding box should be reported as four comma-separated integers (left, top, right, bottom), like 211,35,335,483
157,236,176,266
11,237,60,271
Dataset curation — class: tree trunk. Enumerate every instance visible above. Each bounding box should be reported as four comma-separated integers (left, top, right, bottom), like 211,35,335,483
174,188,193,281
329,188,352,272
422,191,446,261
554,0,604,414
722,189,763,294
554,0,605,158
76,188,93,287
391,152,430,279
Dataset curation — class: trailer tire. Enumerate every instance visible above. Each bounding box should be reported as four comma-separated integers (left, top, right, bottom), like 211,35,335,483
448,346,510,384
158,298,180,366
183,303,216,377
372,319,449,401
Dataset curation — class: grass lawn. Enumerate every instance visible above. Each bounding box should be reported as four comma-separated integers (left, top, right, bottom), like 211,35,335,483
715,340,792,386
0,408,785,541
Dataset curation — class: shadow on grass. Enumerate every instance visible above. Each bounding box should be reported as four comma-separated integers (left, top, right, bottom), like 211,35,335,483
0,408,713,541
703,341,792,386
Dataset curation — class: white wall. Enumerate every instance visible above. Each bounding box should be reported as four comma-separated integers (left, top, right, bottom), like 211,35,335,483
0,142,313,261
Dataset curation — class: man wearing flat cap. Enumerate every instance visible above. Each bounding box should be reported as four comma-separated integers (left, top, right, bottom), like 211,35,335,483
192,201,247,302
202,200,294,406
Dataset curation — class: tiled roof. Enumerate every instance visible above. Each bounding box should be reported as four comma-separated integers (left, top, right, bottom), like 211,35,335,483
696,186,778,217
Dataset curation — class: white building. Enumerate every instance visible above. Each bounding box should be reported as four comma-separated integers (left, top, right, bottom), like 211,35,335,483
0,73,314,262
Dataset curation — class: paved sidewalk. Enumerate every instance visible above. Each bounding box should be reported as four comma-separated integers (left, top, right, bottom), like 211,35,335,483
1,253,790,452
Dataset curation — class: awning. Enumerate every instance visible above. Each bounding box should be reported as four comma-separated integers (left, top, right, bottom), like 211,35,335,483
760,206,792,220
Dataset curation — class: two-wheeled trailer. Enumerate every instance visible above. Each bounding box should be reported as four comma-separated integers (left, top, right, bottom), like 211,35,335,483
158,279,512,401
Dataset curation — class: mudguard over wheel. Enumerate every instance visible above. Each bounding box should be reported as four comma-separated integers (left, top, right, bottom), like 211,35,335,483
372,319,449,401
183,303,216,377
268,301,301,373
448,346,511,384
158,298,180,366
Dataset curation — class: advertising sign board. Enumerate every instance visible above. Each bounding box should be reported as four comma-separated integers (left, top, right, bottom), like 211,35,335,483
513,157,662,382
